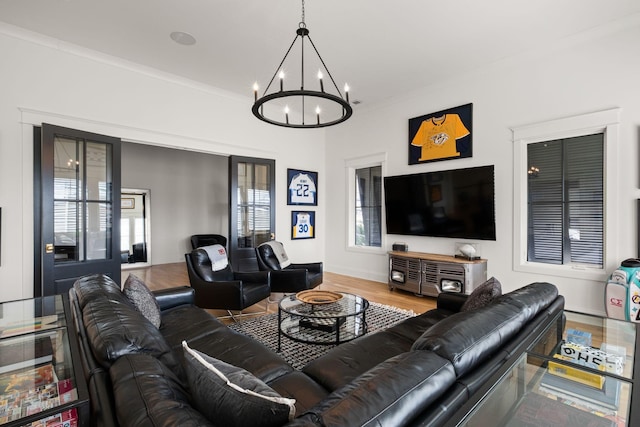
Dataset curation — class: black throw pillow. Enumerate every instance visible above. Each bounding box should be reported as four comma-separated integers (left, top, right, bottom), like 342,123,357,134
182,341,295,427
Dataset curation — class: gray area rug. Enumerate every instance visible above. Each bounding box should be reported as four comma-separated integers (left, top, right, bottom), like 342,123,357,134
229,302,415,370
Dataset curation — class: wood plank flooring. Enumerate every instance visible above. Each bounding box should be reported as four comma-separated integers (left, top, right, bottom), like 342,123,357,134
121,263,437,319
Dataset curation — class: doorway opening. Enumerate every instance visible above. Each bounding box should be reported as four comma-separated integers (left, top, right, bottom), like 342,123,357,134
121,189,151,269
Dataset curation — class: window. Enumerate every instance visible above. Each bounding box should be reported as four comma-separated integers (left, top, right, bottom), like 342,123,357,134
527,134,603,267
512,108,620,280
355,166,382,247
346,153,386,251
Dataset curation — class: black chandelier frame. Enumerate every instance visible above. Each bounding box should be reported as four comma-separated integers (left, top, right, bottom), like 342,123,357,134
252,23,352,129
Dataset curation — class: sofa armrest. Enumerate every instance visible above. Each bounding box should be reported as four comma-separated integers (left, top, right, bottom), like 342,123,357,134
153,286,195,312
436,292,468,313
290,262,323,274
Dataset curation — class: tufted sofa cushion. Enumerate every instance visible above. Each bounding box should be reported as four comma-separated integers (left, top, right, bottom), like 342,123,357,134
302,329,416,392
498,282,559,321
73,274,123,309
412,299,526,377
412,282,559,377
78,276,180,374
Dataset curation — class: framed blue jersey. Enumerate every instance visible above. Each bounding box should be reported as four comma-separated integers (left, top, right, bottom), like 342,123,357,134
287,169,318,205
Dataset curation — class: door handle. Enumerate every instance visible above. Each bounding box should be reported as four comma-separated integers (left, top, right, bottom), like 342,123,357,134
45,243,54,254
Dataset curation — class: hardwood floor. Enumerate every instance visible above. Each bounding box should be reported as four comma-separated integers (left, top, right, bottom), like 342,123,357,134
121,262,437,318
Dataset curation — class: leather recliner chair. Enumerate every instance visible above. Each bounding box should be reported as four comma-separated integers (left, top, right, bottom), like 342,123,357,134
185,247,270,319
255,241,323,293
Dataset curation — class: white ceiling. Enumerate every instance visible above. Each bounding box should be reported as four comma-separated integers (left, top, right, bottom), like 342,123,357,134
1,0,639,108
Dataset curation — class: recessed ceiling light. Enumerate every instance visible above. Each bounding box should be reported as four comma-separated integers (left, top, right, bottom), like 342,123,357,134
170,31,196,46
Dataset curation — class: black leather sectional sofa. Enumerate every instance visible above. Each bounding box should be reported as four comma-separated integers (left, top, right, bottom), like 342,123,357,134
69,274,564,427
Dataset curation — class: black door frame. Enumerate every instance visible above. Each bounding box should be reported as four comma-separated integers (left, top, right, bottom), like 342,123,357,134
34,124,121,296
228,156,276,272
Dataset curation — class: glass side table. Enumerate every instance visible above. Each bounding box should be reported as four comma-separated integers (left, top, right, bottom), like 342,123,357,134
449,310,638,427
0,295,89,426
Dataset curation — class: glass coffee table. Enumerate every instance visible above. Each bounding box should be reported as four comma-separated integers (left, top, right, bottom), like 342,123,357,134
278,292,369,351
446,310,639,427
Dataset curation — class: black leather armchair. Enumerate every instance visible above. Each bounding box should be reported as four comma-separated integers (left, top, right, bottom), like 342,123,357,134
132,242,147,262
255,241,323,293
190,234,227,250
185,248,270,319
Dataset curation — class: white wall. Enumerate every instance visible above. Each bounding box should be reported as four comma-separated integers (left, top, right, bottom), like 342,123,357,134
324,22,640,315
121,143,229,264
0,26,326,302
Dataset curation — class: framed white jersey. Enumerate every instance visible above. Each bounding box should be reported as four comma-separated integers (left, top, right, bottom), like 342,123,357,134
287,169,318,205
291,210,315,239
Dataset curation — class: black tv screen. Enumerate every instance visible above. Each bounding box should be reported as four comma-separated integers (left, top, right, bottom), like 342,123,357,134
384,165,496,240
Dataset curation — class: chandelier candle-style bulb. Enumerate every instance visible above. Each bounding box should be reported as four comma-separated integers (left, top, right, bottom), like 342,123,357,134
284,105,290,124
253,82,259,102
318,70,324,92
344,83,350,103
315,106,321,125
279,70,285,91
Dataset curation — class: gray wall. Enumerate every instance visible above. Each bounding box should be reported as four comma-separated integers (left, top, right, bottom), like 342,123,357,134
121,143,228,264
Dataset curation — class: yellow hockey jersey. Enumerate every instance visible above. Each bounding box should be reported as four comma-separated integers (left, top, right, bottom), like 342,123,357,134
411,114,469,161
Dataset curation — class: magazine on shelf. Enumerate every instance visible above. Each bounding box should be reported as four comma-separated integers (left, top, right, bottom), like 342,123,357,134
539,370,621,411
0,364,77,424
0,364,57,395
21,408,78,427
0,335,54,375
0,315,59,339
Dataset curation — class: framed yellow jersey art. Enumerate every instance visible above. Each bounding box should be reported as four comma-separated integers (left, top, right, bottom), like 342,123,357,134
409,103,473,165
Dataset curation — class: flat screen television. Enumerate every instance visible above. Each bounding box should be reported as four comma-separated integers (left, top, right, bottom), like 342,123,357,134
384,165,496,240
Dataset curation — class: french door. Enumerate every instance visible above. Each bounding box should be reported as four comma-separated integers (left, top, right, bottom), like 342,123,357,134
36,124,121,296
228,156,275,271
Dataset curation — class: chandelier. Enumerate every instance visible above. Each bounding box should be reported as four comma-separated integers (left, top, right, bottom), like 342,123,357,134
251,0,352,129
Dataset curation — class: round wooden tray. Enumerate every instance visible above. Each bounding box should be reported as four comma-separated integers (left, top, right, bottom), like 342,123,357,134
296,290,343,305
